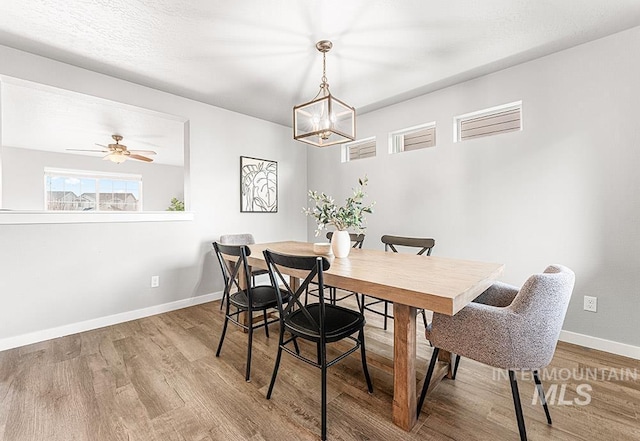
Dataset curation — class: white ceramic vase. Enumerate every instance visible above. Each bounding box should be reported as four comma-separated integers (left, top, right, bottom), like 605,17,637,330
331,230,351,258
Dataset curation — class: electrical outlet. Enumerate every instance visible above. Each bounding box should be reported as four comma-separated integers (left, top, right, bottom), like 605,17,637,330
583,296,597,312
151,275,160,288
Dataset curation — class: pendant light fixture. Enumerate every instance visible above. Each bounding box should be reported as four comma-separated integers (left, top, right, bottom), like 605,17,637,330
293,40,356,147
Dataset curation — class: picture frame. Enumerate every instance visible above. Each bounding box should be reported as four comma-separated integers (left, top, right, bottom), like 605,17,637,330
240,156,278,213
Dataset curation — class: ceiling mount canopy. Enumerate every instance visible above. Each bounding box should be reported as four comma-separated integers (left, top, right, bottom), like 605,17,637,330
293,40,356,147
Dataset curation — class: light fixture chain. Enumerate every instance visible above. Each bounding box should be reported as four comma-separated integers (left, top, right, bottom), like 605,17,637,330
321,51,328,87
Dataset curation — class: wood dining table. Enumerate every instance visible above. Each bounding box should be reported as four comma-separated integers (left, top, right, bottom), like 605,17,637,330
243,241,504,431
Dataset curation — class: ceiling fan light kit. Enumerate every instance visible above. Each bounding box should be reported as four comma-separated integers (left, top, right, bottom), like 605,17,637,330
104,152,128,163
293,40,356,147
66,134,157,163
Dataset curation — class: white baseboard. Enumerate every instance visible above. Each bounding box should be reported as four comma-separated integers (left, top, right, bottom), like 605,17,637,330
3,298,638,361
559,330,640,360
0,291,223,352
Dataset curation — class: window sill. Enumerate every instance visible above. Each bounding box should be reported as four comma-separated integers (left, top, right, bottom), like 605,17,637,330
0,211,195,225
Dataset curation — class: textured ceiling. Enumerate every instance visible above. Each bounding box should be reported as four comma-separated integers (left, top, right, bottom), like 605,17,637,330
0,1,640,127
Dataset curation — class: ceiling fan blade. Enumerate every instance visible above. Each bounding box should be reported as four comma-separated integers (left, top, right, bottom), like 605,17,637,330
95,143,109,148
129,154,154,162
67,149,108,152
128,150,157,155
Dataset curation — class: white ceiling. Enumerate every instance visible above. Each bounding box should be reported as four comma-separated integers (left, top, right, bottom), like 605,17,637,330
0,1,640,128
1,78,185,166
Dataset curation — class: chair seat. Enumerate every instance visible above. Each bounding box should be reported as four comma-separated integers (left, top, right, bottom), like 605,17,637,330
229,285,280,310
285,304,365,342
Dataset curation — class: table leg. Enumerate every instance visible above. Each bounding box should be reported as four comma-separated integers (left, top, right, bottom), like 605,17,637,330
392,303,417,431
289,276,300,292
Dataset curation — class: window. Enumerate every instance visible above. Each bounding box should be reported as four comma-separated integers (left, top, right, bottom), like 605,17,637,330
44,168,142,211
389,122,436,154
342,137,376,162
454,101,522,142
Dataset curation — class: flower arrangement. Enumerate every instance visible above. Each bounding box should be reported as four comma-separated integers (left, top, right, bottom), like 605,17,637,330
304,176,375,236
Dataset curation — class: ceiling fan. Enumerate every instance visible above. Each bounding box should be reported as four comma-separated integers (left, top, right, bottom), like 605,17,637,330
67,135,157,163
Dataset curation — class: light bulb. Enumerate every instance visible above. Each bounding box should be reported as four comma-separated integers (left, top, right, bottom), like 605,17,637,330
311,115,320,131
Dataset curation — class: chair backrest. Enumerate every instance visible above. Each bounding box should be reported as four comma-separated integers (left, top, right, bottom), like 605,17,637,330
263,249,331,335
381,235,435,255
212,242,253,304
219,233,256,246
326,231,365,248
509,264,575,368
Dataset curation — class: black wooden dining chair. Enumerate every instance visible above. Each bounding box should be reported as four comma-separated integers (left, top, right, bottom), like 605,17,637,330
218,233,269,309
212,242,284,382
361,235,435,330
326,231,366,248
306,232,366,307
264,249,373,441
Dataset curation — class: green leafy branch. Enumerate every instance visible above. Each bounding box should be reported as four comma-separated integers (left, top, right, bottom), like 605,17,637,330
167,197,185,211
303,176,375,236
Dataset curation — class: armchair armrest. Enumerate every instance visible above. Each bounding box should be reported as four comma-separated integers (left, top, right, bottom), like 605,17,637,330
473,281,519,307
428,302,526,370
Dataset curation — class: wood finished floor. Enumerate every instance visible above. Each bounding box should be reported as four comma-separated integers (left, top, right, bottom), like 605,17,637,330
1,296,639,441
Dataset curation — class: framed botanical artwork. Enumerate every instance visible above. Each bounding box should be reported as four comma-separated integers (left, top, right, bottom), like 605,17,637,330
240,156,278,212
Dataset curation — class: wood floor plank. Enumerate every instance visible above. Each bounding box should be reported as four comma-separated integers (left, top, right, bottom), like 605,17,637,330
51,334,82,363
148,314,212,363
2,343,56,441
0,297,638,441
85,353,141,441
100,383,161,441
112,333,186,420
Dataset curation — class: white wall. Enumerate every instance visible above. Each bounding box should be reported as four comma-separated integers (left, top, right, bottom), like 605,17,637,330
3,26,639,353
1,146,184,211
308,26,640,348
0,45,307,346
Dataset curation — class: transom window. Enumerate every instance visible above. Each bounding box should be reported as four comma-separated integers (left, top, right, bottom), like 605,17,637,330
389,122,436,154
44,168,142,211
342,137,376,162
454,101,522,142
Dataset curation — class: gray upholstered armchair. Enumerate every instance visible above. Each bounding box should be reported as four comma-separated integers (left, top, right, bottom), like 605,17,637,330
418,264,575,441
219,233,257,246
